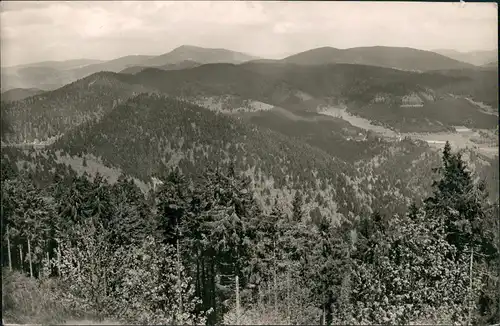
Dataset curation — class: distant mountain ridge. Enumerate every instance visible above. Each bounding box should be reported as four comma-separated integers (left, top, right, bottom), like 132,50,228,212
72,55,156,77
480,60,498,70
432,49,498,66
0,45,260,91
2,59,103,70
0,45,483,92
278,46,476,71
1,88,45,102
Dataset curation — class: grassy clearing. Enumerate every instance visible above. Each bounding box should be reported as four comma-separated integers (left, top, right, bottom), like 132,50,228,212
2,269,90,325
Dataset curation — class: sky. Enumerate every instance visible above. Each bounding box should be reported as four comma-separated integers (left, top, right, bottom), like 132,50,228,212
0,1,498,67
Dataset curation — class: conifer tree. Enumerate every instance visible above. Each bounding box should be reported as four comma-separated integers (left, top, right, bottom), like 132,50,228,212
292,190,305,222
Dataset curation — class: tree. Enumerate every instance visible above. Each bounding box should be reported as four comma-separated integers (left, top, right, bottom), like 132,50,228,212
292,190,305,222
155,169,189,247
57,216,116,320
422,142,497,323
347,209,471,325
424,142,488,254
112,236,205,325
307,216,352,325
109,175,153,246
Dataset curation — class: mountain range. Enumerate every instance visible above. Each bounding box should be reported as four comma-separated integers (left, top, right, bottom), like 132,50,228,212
1,45,492,93
0,46,259,91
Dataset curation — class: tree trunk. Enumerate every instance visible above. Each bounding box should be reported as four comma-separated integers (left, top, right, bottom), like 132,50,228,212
201,256,210,323
235,275,240,325
19,244,23,273
77,258,81,282
286,269,291,323
7,231,12,272
273,240,278,320
57,244,62,277
27,238,33,278
322,303,326,326
176,238,183,323
325,295,334,326
196,252,201,299
46,251,50,278
258,284,264,315
468,248,474,326
211,259,217,325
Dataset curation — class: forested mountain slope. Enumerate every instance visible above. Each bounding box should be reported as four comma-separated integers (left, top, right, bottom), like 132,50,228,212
48,93,371,219
1,72,151,143
4,89,496,220
136,62,498,130
45,93,497,217
241,62,498,113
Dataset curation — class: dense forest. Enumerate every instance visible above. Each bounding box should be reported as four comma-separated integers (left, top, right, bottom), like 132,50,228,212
4,93,475,224
2,140,499,325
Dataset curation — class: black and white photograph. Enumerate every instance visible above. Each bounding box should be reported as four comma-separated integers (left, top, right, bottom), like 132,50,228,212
0,1,499,325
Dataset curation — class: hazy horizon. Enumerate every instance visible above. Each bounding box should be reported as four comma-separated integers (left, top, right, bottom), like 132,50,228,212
1,1,498,67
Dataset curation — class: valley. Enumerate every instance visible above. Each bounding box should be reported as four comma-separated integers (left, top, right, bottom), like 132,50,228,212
317,104,498,158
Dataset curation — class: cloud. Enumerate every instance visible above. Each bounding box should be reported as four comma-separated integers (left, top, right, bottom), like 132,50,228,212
0,1,497,66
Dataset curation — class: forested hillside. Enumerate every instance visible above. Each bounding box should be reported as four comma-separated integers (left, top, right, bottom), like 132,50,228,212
133,63,499,131
1,72,151,143
3,91,497,220
2,140,499,325
48,93,373,220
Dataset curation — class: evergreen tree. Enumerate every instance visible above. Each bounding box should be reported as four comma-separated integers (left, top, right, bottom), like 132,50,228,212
109,175,153,246
424,142,488,254
292,190,305,222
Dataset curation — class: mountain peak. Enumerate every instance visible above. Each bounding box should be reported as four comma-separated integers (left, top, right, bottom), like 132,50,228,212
172,44,206,51
144,45,259,66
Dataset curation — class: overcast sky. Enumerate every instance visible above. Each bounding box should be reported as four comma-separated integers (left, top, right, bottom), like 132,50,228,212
1,1,498,67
